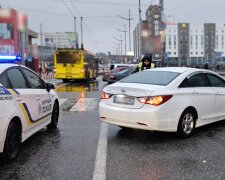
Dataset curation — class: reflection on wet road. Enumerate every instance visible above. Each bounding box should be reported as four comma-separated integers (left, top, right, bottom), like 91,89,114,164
55,80,99,93
55,80,101,112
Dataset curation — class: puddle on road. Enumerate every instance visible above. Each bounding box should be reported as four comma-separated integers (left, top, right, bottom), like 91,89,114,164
55,80,99,94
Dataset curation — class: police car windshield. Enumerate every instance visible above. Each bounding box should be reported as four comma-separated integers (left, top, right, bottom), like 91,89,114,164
120,71,181,86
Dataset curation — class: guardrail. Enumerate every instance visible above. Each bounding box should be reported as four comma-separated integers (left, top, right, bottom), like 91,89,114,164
41,72,55,81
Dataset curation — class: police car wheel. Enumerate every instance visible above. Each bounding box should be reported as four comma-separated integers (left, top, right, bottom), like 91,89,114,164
2,122,21,162
47,101,59,129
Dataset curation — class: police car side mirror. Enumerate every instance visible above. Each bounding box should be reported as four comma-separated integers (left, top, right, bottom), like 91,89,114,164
46,83,55,92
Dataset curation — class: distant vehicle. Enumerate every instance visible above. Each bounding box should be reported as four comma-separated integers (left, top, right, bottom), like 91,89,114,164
54,48,98,82
100,67,225,138
102,67,129,81
107,66,136,84
109,64,131,71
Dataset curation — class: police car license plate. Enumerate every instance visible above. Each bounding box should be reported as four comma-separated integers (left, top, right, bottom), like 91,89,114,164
113,96,134,105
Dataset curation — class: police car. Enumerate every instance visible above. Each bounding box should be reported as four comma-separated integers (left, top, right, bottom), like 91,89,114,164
0,55,59,162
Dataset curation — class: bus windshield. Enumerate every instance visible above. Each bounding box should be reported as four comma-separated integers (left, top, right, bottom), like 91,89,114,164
56,52,81,64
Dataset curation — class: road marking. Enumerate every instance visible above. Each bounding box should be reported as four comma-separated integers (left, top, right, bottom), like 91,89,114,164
86,98,99,111
69,98,94,111
93,122,108,180
59,99,67,106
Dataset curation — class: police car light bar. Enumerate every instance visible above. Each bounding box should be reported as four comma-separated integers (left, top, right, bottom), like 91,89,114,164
0,55,22,63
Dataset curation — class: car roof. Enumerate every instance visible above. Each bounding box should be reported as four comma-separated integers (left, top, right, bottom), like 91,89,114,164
0,63,19,74
146,67,209,74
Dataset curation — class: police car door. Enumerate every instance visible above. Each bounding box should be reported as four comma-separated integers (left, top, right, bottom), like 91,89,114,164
6,67,40,128
21,67,53,121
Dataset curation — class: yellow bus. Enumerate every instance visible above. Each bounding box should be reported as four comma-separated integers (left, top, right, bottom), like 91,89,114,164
54,48,98,82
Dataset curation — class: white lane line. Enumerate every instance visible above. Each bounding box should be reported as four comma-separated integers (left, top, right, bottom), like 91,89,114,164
69,98,92,111
59,99,67,106
93,122,108,180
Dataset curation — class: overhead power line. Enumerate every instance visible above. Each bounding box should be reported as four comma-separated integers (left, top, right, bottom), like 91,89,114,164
1,4,72,17
1,4,137,19
61,0,74,16
53,0,148,7
60,0,97,47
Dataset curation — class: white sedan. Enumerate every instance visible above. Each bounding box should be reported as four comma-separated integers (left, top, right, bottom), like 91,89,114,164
99,67,225,138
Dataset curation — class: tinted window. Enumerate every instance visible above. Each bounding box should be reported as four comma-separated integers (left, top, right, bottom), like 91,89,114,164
206,74,225,87
120,71,181,86
188,74,209,87
118,68,130,74
56,51,81,64
22,68,45,89
7,68,28,88
0,72,10,88
179,78,189,88
117,65,129,68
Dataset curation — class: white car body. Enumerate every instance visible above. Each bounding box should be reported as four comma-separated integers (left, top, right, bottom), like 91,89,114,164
99,67,225,136
0,63,59,155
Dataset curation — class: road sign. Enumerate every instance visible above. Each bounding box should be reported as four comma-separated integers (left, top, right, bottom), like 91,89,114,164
159,21,166,31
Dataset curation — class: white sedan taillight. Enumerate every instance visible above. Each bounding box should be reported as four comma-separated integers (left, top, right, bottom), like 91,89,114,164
138,95,173,106
100,91,112,99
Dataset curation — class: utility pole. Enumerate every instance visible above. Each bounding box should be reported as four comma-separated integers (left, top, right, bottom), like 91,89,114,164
159,0,164,12
114,37,122,55
40,23,43,69
115,43,120,55
80,17,84,50
116,25,127,55
118,9,133,52
138,0,142,60
74,16,78,49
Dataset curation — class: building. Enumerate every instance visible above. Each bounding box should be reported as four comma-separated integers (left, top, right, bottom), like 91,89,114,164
178,23,190,66
165,23,225,67
0,8,38,65
133,3,164,62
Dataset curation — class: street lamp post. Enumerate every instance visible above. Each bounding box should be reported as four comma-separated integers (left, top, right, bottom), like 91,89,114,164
118,9,133,52
116,25,127,55
114,37,122,55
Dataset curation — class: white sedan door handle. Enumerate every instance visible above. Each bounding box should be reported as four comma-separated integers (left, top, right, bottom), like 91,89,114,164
36,96,41,100
216,92,221,95
192,90,199,95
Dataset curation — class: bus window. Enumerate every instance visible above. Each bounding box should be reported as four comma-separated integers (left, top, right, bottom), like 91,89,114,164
56,52,81,64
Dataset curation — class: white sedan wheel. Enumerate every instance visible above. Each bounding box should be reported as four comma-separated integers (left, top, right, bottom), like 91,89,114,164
178,110,196,138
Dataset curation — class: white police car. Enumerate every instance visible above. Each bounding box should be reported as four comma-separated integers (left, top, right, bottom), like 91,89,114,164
0,55,59,162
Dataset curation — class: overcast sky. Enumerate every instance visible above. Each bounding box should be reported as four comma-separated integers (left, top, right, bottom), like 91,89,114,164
1,0,225,54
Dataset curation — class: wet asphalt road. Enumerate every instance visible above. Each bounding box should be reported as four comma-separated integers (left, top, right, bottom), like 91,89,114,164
1,77,225,179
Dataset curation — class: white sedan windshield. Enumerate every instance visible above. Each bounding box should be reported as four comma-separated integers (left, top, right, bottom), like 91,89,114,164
120,71,181,86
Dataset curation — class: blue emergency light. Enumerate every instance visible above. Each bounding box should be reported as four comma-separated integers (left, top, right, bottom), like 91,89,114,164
0,55,22,63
